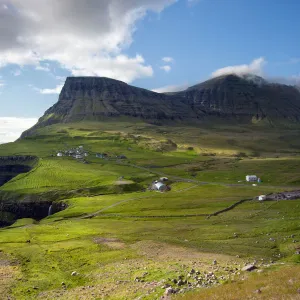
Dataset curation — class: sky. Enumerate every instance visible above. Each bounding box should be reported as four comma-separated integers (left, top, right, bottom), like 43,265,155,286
0,0,300,143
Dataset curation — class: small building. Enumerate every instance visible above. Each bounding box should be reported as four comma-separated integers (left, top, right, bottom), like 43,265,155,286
160,177,168,182
152,182,169,192
75,154,83,159
258,195,267,201
84,152,89,157
246,175,258,182
117,155,127,159
79,146,83,149
57,152,63,157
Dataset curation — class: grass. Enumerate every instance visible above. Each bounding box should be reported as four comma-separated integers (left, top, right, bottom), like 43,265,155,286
177,265,300,299
0,120,300,299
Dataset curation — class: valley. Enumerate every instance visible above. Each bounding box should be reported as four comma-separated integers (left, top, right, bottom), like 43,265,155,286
1,119,300,299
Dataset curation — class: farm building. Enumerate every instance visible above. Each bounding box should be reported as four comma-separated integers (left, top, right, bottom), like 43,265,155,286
258,195,267,201
57,152,63,157
152,182,169,192
246,175,258,182
160,177,169,182
75,154,83,159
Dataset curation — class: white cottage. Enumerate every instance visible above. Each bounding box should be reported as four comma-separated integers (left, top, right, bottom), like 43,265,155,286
57,152,63,157
246,175,258,182
153,182,168,192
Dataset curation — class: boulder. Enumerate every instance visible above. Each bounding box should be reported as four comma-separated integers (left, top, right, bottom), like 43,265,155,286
242,264,257,272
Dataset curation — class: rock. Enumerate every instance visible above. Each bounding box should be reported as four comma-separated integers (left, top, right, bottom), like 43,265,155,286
254,289,262,294
177,280,184,286
164,287,175,295
242,265,257,272
190,269,195,274
213,260,217,265
71,271,77,276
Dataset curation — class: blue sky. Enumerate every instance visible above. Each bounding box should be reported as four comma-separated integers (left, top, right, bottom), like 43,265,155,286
0,0,299,142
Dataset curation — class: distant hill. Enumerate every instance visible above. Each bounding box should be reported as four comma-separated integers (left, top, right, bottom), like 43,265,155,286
21,74,300,137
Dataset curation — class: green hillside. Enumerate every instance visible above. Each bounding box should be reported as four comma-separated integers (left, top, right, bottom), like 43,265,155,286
0,120,300,299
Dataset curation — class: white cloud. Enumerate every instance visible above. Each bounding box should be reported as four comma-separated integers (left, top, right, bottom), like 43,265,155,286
12,69,21,76
152,82,189,93
0,76,5,87
39,84,64,94
35,64,50,72
268,75,300,86
162,56,174,63
0,0,176,83
160,65,171,72
30,83,64,94
0,117,38,144
212,57,266,78
55,76,66,81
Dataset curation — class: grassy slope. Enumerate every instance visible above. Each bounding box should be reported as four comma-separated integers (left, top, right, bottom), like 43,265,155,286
0,120,300,299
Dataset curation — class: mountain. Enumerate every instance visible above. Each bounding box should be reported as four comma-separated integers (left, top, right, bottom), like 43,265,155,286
21,74,300,137
21,77,196,137
176,74,300,122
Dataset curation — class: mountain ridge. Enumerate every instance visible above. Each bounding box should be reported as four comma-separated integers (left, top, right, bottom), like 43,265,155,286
21,74,300,137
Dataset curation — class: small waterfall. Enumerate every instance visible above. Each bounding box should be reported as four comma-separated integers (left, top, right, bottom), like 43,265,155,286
48,205,53,216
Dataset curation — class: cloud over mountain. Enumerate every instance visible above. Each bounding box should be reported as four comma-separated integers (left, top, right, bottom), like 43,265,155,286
212,57,266,78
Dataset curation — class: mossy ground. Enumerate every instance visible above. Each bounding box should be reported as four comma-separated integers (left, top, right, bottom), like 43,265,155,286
0,120,300,299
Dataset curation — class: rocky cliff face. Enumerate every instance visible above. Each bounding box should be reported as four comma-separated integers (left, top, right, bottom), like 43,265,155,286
0,156,37,186
176,74,300,122
21,77,196,137
21,74,300,137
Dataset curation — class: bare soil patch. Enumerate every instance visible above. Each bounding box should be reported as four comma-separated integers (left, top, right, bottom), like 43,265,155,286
131,240,237,264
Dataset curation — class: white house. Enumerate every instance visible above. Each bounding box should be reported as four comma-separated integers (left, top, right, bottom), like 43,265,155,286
57,152,63,157
75,154,83,159
153,182,168,192
258,195,267,201
246,175,258,182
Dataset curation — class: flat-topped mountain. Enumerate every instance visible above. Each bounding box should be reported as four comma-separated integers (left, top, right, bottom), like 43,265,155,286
21,74,300,137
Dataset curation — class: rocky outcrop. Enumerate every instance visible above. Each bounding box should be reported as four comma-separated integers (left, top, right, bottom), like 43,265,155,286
0,201,66,227
21,74,300,137
0,156,37,186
